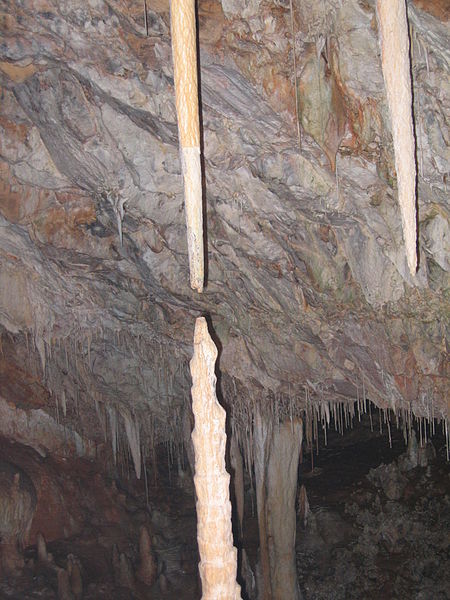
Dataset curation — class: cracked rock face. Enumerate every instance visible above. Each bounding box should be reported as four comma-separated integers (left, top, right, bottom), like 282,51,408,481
0,0,448,455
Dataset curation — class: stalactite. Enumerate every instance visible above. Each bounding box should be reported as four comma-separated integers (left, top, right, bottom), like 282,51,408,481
297,484,310,530
444,419,449,461
55,393,60,425
241,549,256,600
182,406,195,476
61,390,67,418
387,417,392,448
230,424,245,540
170,0,204,292
107,406,118,465
35,334,46,376
143,455,149,508
376,0,417,276
189,317,241,599
123,411,141,479
253,404,272,600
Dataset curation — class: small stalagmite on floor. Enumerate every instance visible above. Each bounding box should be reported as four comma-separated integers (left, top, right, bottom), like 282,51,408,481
0,466,36,574
190,317,242,600
57,568,74,600
36,532,48,563
136,525,157,587
67,555,83,600
376,0,417,276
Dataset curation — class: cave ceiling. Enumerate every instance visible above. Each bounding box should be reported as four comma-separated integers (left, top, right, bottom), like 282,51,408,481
0,0,448,455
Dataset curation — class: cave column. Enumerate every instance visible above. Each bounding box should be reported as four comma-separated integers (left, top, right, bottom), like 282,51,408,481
266,419,302,600
253,411,302,600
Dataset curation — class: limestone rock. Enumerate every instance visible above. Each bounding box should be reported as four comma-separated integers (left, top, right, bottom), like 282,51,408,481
398,431,420,472
368,462,408,501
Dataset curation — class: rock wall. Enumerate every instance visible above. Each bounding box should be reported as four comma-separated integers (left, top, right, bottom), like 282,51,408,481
0,0,448,461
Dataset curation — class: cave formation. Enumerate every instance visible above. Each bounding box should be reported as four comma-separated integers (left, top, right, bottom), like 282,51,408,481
0,1,449,599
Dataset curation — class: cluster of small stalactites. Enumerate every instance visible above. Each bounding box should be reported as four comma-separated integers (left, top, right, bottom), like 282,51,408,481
227,377,449,478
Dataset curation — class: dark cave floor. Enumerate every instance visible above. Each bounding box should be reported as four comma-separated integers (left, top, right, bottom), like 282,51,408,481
1,415,449,600
294,417,450,600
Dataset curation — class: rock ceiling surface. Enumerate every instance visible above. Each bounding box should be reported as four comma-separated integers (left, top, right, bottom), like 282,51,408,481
0,0,448,453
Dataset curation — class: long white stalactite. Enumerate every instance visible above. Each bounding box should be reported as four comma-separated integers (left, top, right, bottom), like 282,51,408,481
377,0,418,276
190,317,242,599
170,0,204,292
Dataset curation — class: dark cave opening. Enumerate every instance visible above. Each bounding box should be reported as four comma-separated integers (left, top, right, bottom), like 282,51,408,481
293,414,449,600
236,410,449,600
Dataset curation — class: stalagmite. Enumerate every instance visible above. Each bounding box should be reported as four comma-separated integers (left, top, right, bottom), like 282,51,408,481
112,544,121,586
189,317,242,600
136,526,157,587
119,552,135,589
67,555,83,600
253,411,303,599
0,464,37,573
170,0,204,292
160,573,169,594
57,568,74,600
36,532,48,563
376,0,417,275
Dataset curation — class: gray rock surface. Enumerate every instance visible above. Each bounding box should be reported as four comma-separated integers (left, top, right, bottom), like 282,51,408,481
0,0,448,455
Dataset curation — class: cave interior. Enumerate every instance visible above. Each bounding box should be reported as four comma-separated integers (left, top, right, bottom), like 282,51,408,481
0,0,449,599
